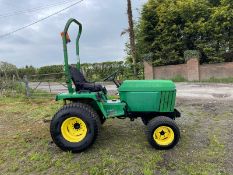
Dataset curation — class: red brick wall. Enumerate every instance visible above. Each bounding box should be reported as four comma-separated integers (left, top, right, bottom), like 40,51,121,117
187,58,200,81
144,61,154,80
200,62,233,80
153,64,187,79
144,59,233,81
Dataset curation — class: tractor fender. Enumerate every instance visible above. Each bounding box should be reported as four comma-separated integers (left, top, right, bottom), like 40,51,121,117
56,93,108,119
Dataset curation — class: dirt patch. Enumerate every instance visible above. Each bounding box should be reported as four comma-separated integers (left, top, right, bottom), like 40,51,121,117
0,97,233,174
176,82,233,100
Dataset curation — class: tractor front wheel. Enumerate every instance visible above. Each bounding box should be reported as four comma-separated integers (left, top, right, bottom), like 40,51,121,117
50,103,100,152
147,116,180,149
141,117,152,125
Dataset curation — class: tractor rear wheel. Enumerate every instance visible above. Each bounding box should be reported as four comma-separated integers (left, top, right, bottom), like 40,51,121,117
147,116,180,149
50,103,100,152
100,118,106,125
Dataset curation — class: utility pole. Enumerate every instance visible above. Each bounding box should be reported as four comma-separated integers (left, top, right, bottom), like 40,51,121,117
127,0,137,77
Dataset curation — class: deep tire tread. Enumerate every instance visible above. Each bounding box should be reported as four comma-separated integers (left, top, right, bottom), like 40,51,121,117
147,116,180,150
50,102,101,152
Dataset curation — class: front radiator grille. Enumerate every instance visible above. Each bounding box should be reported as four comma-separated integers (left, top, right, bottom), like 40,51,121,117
159,91,176,112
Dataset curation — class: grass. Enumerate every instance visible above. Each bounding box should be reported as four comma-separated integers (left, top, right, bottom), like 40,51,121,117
0,97,232,175
171,75,187,82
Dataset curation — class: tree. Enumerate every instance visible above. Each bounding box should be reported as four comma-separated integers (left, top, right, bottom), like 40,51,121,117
81,61,126,81
0,61,19,79
136,0,233,66
126,0,137,76
209,0,220,6
211,0,233,51
18,65,37,78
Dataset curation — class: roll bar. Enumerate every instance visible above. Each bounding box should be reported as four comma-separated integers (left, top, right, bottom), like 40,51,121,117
62,18,82,93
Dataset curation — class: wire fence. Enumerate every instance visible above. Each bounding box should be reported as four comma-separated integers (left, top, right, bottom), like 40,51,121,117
23,72,67,98
0,72,67,98
0,72,118,98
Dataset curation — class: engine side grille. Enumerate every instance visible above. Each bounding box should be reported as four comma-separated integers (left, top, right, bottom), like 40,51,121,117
159,91,176,112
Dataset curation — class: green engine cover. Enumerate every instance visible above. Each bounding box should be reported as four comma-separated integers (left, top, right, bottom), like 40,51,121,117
118,80,176,112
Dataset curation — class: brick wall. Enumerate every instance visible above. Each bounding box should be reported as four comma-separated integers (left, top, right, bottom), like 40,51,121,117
144,61,154,79
153,64,187,79
144,59,233,81
200,62,233,80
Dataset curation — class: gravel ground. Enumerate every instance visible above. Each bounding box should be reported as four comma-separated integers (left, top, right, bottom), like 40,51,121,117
176,82,233,100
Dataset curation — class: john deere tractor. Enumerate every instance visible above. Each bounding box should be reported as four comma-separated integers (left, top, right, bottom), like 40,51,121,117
50,18,181,152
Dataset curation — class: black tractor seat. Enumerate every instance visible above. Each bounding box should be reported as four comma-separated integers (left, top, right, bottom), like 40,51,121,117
69,66,107,93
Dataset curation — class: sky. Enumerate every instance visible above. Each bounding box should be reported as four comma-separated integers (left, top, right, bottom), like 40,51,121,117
0,0,147,68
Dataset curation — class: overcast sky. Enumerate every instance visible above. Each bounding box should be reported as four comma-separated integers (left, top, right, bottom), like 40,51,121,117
0,0,147,68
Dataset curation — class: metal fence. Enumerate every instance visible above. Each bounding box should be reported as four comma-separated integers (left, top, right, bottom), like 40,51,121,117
23,72,67,98
0,72,118,98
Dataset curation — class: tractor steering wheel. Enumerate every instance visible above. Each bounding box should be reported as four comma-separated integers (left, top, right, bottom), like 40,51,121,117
103,70,121,88
103,71,118,81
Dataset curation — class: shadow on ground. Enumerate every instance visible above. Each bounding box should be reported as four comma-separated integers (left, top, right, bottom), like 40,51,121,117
0,97,232,175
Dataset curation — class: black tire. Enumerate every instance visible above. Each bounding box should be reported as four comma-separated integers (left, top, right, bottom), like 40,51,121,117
141,117,150,125
95,110,106,125
147,116,180,150
100,117,106,125
50,103,100,152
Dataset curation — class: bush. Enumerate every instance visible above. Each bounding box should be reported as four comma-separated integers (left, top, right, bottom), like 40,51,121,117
0,80,25,97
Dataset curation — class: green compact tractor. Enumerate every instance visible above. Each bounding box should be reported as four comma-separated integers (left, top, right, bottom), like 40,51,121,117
50,18,181,152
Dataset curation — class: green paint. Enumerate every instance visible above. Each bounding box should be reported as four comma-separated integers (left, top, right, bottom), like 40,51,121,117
56,92,98,101
62,18,82,93
120,92,161,112
56,92,107,118
119,80,176,112
103,101,126,118
58,18,178,119
56,92,125,118
118,80,176,92
159,91,176,112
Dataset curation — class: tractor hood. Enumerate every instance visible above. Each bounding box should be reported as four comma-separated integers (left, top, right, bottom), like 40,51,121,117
118,80,176,92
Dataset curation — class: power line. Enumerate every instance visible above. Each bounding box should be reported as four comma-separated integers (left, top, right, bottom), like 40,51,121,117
0,0,85,39
0,0,79,19
0,0,75,18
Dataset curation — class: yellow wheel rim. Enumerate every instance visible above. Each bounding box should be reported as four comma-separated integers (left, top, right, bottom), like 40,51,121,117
61,117,87,143
153,126,175,146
